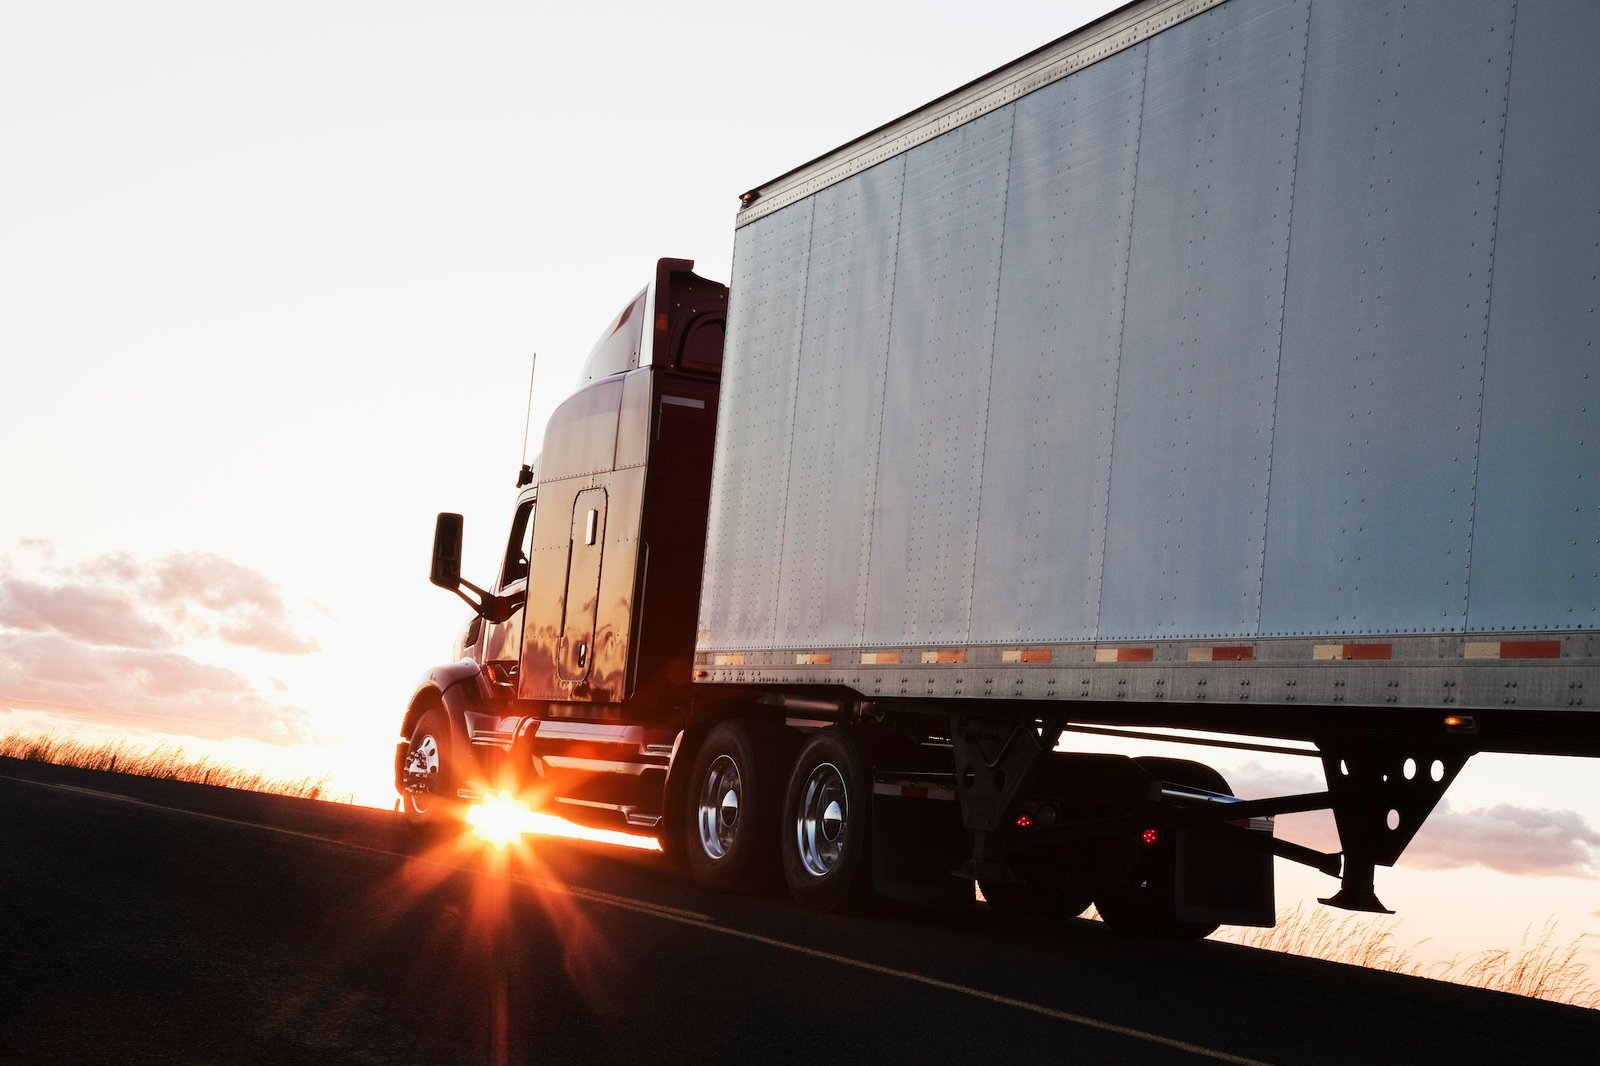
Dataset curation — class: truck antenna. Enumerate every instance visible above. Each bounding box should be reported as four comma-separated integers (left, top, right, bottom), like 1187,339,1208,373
517,353,537,487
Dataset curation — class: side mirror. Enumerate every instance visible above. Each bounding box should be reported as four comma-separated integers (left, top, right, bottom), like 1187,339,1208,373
430,513,464,589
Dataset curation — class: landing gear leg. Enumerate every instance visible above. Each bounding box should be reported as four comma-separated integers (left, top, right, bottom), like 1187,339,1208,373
1318,746,1472,913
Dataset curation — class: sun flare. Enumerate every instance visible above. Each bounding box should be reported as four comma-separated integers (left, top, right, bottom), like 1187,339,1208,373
466,793,662,853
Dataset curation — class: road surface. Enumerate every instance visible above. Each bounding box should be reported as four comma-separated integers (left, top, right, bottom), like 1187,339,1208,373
1,756,1594,1064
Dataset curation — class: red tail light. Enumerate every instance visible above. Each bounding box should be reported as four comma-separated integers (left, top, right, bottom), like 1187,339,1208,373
1140,828,1161,846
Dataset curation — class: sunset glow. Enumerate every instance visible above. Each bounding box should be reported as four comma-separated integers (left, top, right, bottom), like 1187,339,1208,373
467,794,662,853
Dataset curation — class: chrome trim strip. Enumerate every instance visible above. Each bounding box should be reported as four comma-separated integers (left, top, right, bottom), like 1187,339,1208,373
734,0,1226,228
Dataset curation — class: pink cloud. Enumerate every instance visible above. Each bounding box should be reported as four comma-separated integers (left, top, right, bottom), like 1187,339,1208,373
0,575,174,650
149,552,287,614
4,547,319,655
0,632,310,745
1225,761,1600,878
1404,803,1600,878
214,616,319,655
0,543,320,747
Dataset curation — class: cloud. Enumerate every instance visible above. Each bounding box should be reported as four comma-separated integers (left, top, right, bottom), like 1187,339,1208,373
160,552,321,654
1404,803,1600,879
0,632,309,745
1224,761,1600,878
0,543,320,746
0,575,175,649
1,548,318,655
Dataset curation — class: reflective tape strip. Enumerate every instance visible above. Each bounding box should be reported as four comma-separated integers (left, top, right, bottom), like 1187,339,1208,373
1002,648,1053,664
922,650,967,664
1464,640,1561,659
873,781,958,802
861,651,901,665
795,653,833,666
713,654,745,666
1095,647,1154,663
1313,644,1392,661
1186,646,1255,662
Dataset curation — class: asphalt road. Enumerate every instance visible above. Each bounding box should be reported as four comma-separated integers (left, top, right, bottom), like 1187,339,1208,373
2,756,1595,1065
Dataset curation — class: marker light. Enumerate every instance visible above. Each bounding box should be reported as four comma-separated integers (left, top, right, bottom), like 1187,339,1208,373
1014,812,1034,829
1140,828,1161,846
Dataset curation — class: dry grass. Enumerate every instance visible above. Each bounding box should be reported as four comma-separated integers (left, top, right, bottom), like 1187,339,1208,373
0,730,351,804
1219,903,1600,1010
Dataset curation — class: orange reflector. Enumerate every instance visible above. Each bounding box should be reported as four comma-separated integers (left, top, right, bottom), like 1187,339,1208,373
1186,645,1255,662
1314,643,1393,661
1465,640,1561,659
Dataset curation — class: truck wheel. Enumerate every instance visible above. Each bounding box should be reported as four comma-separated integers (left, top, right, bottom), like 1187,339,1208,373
781,728,874,911
1095,897,1217,941
1095,758,1231,940
683,721,787,892
1133,756,1230,795
979,879,1092,920
402,707,458,829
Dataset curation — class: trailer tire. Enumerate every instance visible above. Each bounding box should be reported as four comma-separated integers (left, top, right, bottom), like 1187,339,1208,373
683,721,787,892
1095,758,1232,941
1133,757,1230,795
402,707,459,830
781,728,874,912
979,879,1092,920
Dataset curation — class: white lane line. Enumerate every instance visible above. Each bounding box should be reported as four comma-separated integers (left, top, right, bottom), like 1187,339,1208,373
9,773,1274,1066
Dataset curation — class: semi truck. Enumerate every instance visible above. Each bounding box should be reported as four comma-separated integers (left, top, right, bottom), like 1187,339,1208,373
400,0,1600,937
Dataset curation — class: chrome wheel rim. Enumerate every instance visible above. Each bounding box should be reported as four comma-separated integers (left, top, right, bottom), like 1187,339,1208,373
696,754,743,860
403,733,441,810
795,762,848,878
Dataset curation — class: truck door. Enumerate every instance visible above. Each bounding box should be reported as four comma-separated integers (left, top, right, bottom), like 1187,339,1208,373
557,488,606,683
483,496,534,690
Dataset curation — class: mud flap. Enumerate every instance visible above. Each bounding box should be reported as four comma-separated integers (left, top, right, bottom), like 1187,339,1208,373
1173,824,1275,928
870,789,973,904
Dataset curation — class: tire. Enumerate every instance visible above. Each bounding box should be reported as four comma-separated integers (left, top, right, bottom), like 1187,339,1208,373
979,878,1092,920
401,707,459,829
781,728,874,911
1094,899,1218,941
1095,758,1232,941
1134,756,1230,795
682,721,788,892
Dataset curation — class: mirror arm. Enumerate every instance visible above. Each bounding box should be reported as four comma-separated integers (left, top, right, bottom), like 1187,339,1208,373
454,578,523,624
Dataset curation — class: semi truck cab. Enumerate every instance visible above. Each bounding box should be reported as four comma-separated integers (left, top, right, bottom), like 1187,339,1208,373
402,258,726,831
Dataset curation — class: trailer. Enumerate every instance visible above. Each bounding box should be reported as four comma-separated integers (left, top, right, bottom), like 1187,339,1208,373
405,0,1600,937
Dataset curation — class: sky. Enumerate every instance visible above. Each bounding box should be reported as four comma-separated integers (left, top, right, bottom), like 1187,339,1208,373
3,0,1597,973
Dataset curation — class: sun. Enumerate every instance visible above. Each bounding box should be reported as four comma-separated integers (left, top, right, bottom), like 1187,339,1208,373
464,791,663,853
